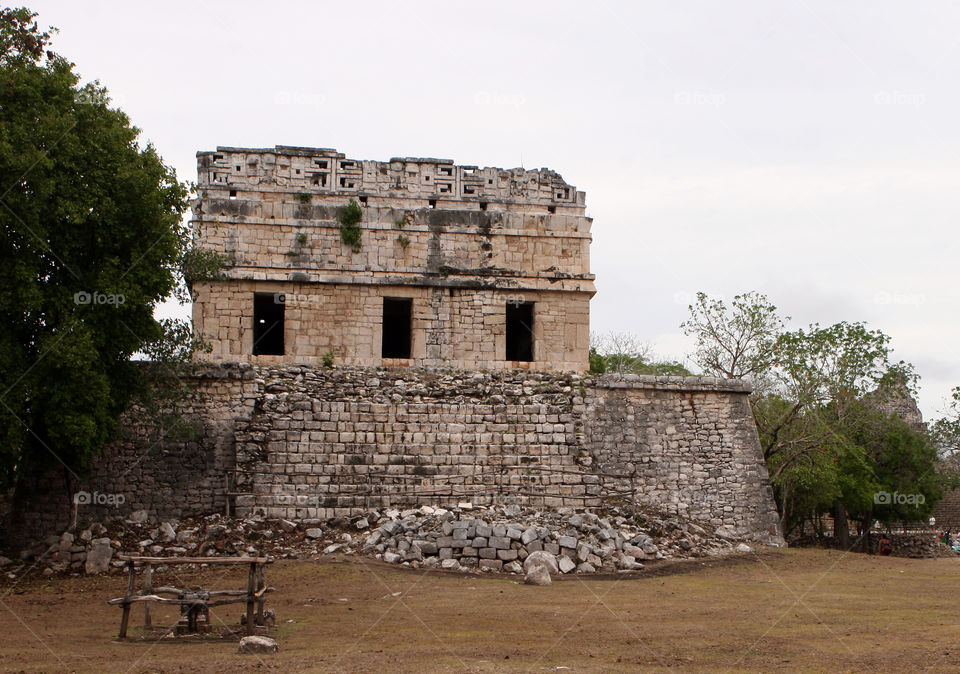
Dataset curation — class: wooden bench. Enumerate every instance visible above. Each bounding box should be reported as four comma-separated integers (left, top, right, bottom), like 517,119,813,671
107,555,274,638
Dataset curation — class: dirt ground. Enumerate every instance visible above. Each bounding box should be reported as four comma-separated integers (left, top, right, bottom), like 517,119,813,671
1,547,959,672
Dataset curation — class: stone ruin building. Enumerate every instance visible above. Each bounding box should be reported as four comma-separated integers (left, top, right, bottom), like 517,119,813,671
7,146,785,550
191,146,594,372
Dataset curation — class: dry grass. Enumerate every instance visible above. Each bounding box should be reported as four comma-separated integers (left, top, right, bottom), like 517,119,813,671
1,547,960,672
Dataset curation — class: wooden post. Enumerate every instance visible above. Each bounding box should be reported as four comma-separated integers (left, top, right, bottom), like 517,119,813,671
119,560,135,638
143,563,153,628
245,562,256,635
256,563,265,625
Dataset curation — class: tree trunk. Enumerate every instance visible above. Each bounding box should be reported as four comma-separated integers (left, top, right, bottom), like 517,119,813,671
834,501,850,549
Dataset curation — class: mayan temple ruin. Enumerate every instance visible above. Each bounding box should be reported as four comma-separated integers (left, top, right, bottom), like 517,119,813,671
191,146,594,372
9,146,783,549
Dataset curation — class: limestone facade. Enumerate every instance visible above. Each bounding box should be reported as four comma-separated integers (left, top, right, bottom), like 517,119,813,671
191,146,595,371
10,366,782,546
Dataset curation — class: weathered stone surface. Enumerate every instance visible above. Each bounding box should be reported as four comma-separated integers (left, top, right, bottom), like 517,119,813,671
159,522,176,542
84,538,113,574
557,555,576,574
192,146,593,373
523,551,559,575
479,559,503,571
305,528,323,539
10,352,784,553
238,636,278,654
524,564,552,585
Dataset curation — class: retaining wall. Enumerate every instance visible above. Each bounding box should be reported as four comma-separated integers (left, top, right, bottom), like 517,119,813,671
4,366,784,547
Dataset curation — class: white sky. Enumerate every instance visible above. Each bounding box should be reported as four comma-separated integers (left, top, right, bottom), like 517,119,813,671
32,0,960,420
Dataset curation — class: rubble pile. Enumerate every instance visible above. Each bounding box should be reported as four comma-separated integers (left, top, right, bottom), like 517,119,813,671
356,504,749,574
4,504,755,578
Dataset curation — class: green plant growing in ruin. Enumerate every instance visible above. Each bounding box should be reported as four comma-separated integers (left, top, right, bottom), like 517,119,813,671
339,198,363,250
296,192,311,204
322,350,335,368
181,247,230,287
295,232,309,245
396,234,410,249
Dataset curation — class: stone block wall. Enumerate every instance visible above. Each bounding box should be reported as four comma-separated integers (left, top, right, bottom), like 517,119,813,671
231,367,781,543
932,490,960,531
190,146,596,372
5,365,783,547
584,375,779,533
193,282,589,371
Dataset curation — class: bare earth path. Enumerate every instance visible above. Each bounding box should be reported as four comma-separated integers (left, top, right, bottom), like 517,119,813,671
1,548,959,672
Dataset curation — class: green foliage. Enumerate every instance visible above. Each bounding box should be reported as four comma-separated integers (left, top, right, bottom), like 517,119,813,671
339,198,362,249
295,232,309,245
0,10,193,491
396,234,410,249
687,292,942,535
681,291,785,379
181,247,229,286
589,333,693,376
322,350,335,368
296,193,311,204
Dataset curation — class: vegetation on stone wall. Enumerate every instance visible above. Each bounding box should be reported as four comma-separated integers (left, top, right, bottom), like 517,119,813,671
683,291,945,544
181,247,230,287
339,198,363,250
0,9,202,494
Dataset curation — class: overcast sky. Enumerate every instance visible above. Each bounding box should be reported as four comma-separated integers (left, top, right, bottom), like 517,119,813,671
32,1,960,420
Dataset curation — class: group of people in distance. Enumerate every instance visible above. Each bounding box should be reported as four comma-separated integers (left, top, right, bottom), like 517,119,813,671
938,530,960,552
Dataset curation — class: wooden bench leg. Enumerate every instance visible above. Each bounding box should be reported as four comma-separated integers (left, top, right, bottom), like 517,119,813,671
143,563,152,629
119,560,135,638
245,562,255,636
256,564,265,625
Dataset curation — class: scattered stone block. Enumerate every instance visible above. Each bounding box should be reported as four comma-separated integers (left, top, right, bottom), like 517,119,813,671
238,636,278,654
523,551,559,575
524,565,552,586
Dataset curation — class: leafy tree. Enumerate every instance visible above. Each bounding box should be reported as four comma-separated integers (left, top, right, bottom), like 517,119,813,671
681,291,785,380
0,8,197,495
684,291,943,543
589,332,692,376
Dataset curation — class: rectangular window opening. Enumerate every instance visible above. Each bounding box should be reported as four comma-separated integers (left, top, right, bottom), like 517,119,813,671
479,202,488,211
428,199,436,208
253,293,284,356
229,189,237,199
382,298,412,359
505,302,534,362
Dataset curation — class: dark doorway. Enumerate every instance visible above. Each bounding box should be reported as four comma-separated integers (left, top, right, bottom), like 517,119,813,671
505,302,534,361
382,297,412,359
253,293,284,355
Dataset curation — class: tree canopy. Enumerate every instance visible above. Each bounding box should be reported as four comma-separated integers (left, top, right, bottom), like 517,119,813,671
589,332,693,376
0,8,195,492
683,291,945,543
